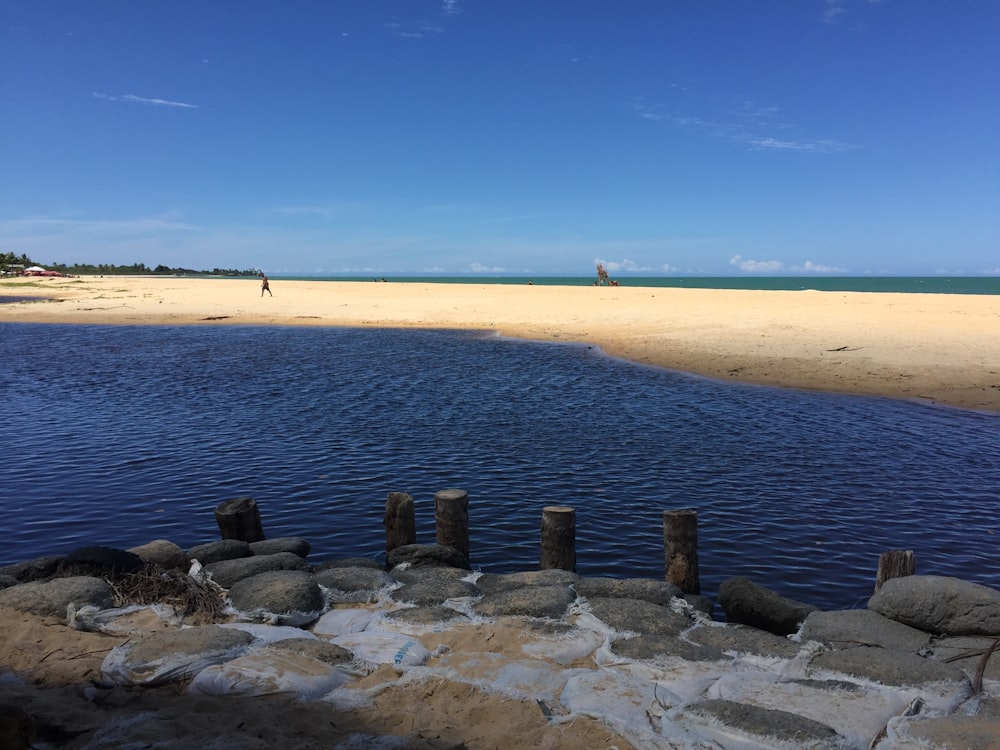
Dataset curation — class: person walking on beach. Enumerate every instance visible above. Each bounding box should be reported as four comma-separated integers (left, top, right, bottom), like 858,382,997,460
260,273,272,297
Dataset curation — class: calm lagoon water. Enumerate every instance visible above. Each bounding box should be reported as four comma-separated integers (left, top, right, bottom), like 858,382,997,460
3,323,998,610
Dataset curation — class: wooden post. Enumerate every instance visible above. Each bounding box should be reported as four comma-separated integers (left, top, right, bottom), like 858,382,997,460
384,491,416,556
875,549,915,592
663,508,699,594
540,506,576,572
215,496,265,542
434,488,469,559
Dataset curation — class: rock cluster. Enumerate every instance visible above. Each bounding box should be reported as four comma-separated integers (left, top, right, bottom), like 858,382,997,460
1,538,999,749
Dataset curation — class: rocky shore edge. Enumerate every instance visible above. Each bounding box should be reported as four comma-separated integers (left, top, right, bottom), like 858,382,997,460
1,536,999,749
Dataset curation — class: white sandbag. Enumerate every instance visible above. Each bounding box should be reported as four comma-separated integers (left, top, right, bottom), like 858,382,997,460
312,608,375,637
331,630,431,668
188,651,355,700
432,651,589,703
520,628,604,665
218,622,318,643
706,670,910,745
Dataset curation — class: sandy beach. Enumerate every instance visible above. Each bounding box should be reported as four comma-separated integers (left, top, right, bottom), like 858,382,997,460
2,275,998,412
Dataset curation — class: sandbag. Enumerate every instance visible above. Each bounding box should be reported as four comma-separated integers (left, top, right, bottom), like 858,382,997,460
331,630,431,668
188,651,355,700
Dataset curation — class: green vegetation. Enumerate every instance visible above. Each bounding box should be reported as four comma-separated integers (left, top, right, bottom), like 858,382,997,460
0,251,261,277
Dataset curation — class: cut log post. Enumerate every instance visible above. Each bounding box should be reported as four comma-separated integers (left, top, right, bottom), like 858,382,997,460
384,491,416,556
540,506,576,572
875,549,915,592
434,488,470,559
663,508,699,594
214,496,265,542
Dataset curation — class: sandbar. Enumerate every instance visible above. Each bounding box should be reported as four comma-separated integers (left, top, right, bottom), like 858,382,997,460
2,275,998,412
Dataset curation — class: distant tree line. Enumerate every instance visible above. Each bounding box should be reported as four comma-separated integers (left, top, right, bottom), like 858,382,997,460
0,251,261,277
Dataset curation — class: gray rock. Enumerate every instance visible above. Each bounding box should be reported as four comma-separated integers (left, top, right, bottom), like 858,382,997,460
587,597,692,636
0,555,63,582
0,576,114,618
473,584,577,619
128,539,191,571
869,575,1000,635
800,609,932,653
475,569,578,595
0,575,17,589
385,606,471,626
60,546,144,577
809,645,970,688
392,577,480,606
187,539,252,564
892,714,1000,750
575,576,680,606
718,576,817,636
314,557,383,571
611,634,725,662
392,566,474,585
248,536,311,558
386,544,470,571
314,566,396,602
205,552,310,589
267,637,353,666
688,699,838,745
228,570,325,622
686,624,801,659
926,636,1000,683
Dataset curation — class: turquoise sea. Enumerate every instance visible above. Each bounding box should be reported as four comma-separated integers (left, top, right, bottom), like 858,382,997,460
271,275,1000,295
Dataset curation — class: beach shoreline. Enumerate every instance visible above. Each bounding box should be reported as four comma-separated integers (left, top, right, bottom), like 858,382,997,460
2,275,999,412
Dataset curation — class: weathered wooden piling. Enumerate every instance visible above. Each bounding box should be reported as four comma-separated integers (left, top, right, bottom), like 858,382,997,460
875,549,915,592
663,508,699,594
540,506,576,572
384,491,416,556
434,488,470,558
214,496,265,543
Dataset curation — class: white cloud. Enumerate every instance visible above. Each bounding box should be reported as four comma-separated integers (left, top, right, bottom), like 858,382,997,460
470,262,505,273
442,0,460,16
729,254,784,273
823,0,847,24
660,262,678,272
593,257,653,273
93,92,198,109
798,260,848,273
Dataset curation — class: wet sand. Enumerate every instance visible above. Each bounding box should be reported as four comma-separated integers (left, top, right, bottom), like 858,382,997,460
2,275,998,412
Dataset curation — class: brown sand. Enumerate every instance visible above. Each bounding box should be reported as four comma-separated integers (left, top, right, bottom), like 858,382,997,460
0,606,635,748
2,274,999,411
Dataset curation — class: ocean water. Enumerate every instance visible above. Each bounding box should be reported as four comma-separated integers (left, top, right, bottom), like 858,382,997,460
3,322,998,611
279,276,1000,295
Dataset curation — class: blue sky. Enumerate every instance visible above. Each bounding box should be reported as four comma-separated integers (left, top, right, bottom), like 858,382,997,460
2,1,997,276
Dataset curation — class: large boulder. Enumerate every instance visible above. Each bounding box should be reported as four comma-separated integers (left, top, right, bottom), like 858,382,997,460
575,576,680,606
0,555,63,582
0,576,114,618
128,539,190,571
718,577,817,636
314,566,396,603
586,597,692,636
800,609,931,652
59,546,144,578
228,570,325,626
205,552,310,589
188,539,253,564
386,544,470,571
868,575,1000,636
248,537,311,559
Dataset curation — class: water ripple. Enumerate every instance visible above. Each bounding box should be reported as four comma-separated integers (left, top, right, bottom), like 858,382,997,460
3,323,999,610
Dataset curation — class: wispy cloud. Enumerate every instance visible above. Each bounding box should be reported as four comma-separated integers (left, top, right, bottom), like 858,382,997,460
730,255,849,273
442,0,460,16
93,92,198,109
593,257,654,273
634,97,850,154
469,262,505,273
823,0,847,24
